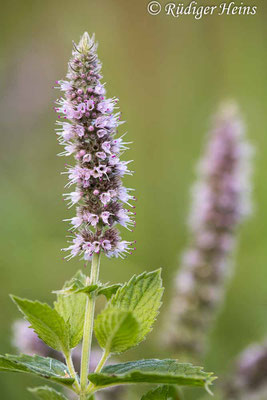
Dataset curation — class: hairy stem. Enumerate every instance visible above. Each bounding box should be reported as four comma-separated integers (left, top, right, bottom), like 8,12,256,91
95,349,110,373
80,252,101,396
65,351,80,392
86,349,110,393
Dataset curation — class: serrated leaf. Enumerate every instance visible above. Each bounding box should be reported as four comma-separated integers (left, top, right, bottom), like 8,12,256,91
0,354,74,387
11,296,69,353
29,386,68,400
57,284,99,296
53,271,121,300
88,359,216,393
53,271,98,296
141,385,179,400
94,271,163,354
109,270,163,343
94,308,140,353
54,273,87,349
97,283,122,300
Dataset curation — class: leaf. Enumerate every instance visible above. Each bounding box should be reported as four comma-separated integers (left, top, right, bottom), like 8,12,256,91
53,271,98,296
55,284,98,296
76,284,99,295
141,385,180,400
94,308,140,353
97,283,122,300
11,296,69,353
29,386,68,400
94,270,163,354
0,354,74,387
53,271,121,301
54,271,121,300
54,273,87,349
88,359,216,393
109,270,164,343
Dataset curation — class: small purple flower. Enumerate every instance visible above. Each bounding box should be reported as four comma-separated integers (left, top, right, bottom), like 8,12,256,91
69,216,83,228
55,33,136,261
99,192,111,205
101,211,111,225
166,103,253,360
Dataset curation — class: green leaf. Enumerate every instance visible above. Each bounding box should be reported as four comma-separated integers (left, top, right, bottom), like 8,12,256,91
88,359,216,393
54,271,98,296
97,283,122,300
29,386,68,400
54,273,87,349
0,354,74,387
109,270,164,343
141,385,180,400
94,270,163,354
94,308,140,353
54,270,121,300
11,296,69,353
55,284,98,296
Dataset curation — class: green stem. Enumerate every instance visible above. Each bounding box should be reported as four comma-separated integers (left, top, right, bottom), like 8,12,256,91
94,349,110,373
65,351,80,392
80,252,101,396
86,349,110,393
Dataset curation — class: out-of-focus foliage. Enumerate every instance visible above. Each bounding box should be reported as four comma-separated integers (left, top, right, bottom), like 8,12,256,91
1,0,267,399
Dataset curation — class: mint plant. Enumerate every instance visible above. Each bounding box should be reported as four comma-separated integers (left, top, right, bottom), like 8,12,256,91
0,33,215,400
166,103,253,362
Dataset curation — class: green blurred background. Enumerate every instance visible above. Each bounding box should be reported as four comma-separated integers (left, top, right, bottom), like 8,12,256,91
1,0,267,398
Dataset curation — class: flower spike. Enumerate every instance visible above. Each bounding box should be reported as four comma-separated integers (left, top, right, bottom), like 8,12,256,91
166,102,253,360
55,33,135,261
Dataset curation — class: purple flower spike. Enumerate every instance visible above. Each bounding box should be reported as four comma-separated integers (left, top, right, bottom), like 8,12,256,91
224,338,267,400
166,102,253,360
55,33,135,261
